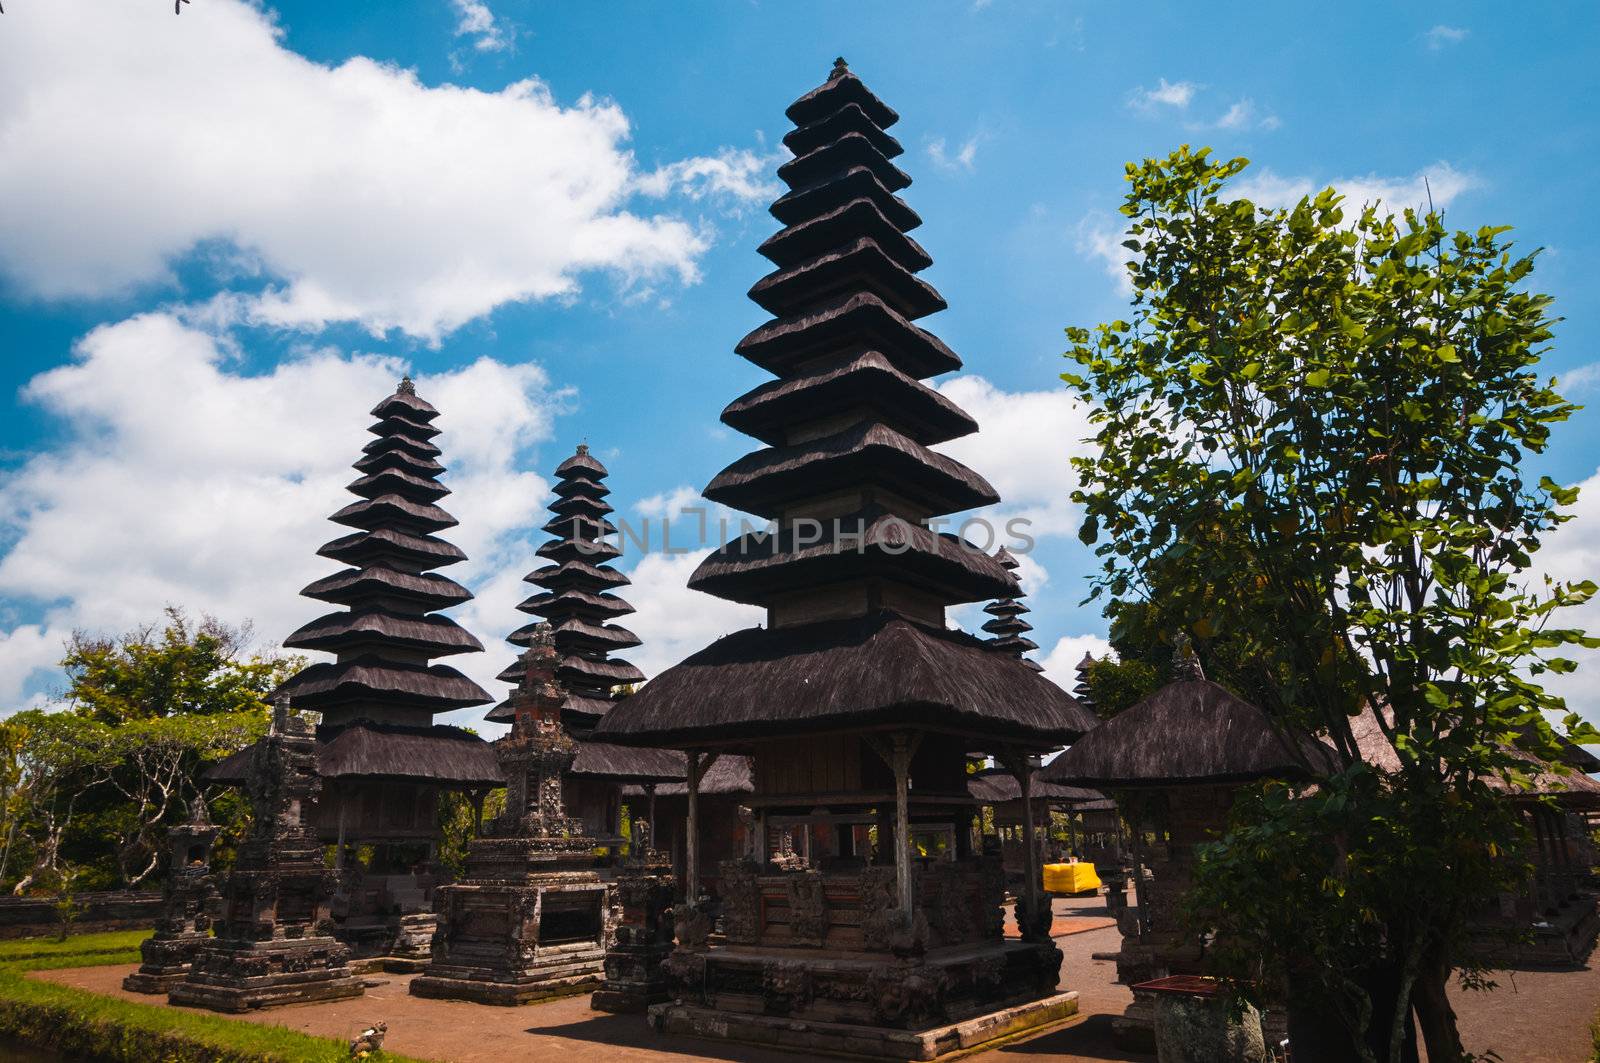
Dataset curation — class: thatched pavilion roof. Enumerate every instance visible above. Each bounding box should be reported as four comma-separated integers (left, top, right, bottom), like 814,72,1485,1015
1040,676,1338,788
208,722,501,788
592,611,1096,750
966,767,1106,806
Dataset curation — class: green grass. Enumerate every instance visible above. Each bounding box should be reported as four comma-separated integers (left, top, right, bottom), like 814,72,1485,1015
1590,1004,1599,1063
0,930,427,1062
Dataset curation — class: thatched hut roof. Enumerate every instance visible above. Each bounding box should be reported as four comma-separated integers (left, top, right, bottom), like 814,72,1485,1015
966,767,1106,806
208,722,500,788
1040,677,1338,788
570,741,685,784
625,754,754,798
592,611,1095,750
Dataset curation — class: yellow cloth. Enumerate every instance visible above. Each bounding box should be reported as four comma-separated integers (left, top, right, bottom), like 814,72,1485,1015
1043,861,1102,895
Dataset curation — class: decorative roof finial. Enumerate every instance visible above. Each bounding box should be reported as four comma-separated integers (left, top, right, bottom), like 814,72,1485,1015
398,375,416,395
831,57,849,79
1172,632,1205,682
576,443,589,456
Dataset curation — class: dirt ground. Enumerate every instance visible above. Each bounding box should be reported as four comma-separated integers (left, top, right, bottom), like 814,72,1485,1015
33,896,1600,1063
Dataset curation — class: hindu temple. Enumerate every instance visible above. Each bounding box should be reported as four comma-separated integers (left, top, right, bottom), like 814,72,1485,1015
593,58,1098,1060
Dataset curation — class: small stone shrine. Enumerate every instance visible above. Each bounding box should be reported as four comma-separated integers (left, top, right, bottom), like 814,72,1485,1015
594,59,1098,1060
122,797,221,993
170,701,364,1012
1040,640,1333,1052
590,842,677,1013
410,626,618,1005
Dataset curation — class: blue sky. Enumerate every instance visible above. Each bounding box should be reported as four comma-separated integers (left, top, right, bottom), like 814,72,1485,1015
1,0,1598,728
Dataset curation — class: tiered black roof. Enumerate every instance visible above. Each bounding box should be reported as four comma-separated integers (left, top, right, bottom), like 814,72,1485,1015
596,61,1095,751
1072,653,1096,711
277,379,492,728
489,445,645,728
982,548,1042,670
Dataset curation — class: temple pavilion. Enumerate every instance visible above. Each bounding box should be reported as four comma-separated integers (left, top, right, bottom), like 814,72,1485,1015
212,379,500,961
487,445,682,843
593,59,1098,1059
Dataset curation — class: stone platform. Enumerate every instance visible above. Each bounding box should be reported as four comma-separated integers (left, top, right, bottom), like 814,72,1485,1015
650,991,1080,1061
410,937,607,1005
166,936,364,1013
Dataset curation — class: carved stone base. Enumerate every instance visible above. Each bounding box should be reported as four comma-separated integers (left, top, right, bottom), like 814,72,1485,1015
167,936,363,1013
123,933,212,994
649,990,1079,1061
592,864,674,1014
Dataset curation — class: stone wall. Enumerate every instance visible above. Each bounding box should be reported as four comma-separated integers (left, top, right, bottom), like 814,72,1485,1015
0,891,162,939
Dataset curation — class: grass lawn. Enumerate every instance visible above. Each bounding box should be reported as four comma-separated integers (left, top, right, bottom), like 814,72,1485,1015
0,930,425,1062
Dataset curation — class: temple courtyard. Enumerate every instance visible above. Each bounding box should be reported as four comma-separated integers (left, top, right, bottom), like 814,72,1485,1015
31,893,1599,1063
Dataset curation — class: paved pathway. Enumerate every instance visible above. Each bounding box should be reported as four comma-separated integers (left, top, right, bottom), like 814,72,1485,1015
31,896,1600,1062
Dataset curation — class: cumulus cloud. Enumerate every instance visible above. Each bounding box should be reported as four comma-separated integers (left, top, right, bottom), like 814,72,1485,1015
1189,98,1281,133
1075,212,1136,297
451,0,512,53
1233,162,1477,217
1526,466,1600,730
0,0,768,341
1559,363,1600,397
636,148,783,205
0,313,565,718
1425,25,1469,50
620,551,761,680
926,134,983,174
1038,633,1114,683
935,376,1094,545
1129,79,1200,111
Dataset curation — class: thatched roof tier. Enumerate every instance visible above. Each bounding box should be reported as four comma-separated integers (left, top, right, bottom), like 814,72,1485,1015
688,509,1016,605
554,475,610,499
284,610,484,657
353,447,445,478
318,528,466,569
703,421,997,519
535,537,622,564
749,237,945,319
778,132,911,194
983,548,1041,665
570,741,685,783
518,587,634,620
277,657,491,713
303,566,472,611
556,448,608,478
1040,677,1338,788
539,514,618,538
277,379,488,730
509,616,639,652
721,350,974,448
626,754,754,798
785,59,898,128
983,600,1027,618
981,615,1034,637
371,385,440,423
771,166,921,232
331,494,457,534
967,768,1107,807
783,101,903,160
485,691,615,725
208,722,500,788
592,612,1095,749
735,290,960,379
760,198,930,274
346,467,450,503
526,559,630,591
498,653,645,688
549,493,614,520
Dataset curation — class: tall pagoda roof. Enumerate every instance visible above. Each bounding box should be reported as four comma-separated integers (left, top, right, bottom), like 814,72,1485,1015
983,548,1042,667
277,378,492,730
209,722,502,788
487,445,644,732
596,59,1090,751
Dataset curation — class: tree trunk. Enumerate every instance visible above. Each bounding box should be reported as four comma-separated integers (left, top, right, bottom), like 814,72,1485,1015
1288,960,1419,1063
1412,952,1466,1063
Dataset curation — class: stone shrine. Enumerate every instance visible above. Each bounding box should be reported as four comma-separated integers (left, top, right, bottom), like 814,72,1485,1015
170,702,364,1012
122,797,221,993
410,627,618,1005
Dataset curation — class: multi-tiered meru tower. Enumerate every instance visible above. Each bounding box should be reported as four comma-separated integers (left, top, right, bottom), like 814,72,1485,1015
984,547,1043,670
217,379,502,962
595,60,1097,1059
488,446,680,845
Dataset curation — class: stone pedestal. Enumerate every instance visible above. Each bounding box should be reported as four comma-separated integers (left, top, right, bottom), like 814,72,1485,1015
124,806,220,994
169,704,364,1012
592,855,675,1013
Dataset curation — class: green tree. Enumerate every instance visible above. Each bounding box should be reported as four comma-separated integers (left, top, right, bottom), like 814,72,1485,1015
1063,147,1598,1062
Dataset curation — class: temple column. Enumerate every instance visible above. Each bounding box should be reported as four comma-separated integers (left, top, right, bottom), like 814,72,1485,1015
644,782,657,852
686,752,719,902
890,732,920,915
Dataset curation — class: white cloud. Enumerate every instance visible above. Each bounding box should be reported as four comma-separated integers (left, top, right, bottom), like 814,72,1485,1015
1425,25,1469,50
620,551,761,681
636,148,783,205
1527,466,1600,731
0,0,769,341
935,376,1094,545
1559,363,1600,397
927,134,982,174
1038,633,1114,683
0,313,564,718
1233,162,1476,216
451,0,512,53
1129,79,1200,111
0,625,59,710
1191,98,1280,133
1075,212,1136,297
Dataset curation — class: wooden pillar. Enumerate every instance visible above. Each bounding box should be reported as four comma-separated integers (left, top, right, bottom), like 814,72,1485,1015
685,752,719,904
470,788,485,835
1015,758,1043,940
643,782,657,852
334,791,348,872
891,733,919,916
